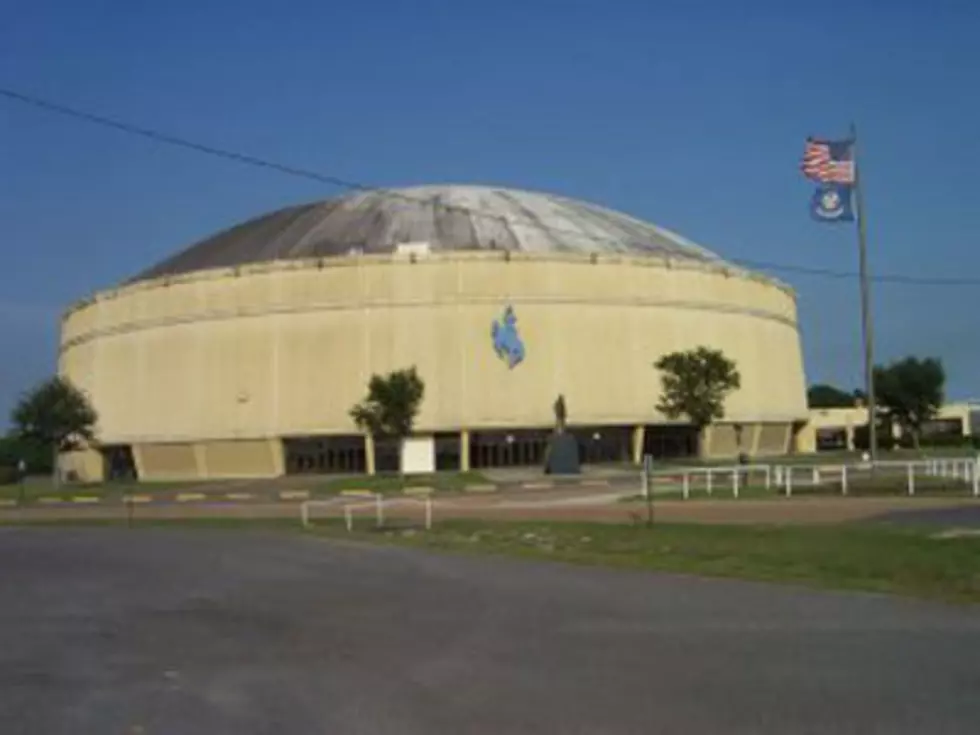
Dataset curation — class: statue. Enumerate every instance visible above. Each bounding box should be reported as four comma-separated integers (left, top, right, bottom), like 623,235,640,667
544,393,580,475
553,394,567,433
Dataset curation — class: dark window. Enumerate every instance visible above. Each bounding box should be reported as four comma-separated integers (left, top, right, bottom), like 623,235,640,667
102,445,138,481
284,436,367,475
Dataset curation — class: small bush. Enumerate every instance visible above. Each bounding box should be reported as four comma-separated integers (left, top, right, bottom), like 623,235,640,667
915,434,974,449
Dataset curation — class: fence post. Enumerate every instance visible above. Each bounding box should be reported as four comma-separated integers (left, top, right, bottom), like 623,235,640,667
301,502,310,528
841,465,848,496
683,472,690,500
706,468,713,495
765,465,772,490
812,467,818,485
641,456,649,500
907,463,915,496
425,498,432,530
732,468,740,499
345,505,353,532
774,465,783,489
376,494,384,527
974,462,979,498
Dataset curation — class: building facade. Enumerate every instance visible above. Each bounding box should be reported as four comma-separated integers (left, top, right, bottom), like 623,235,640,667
58,185,809,481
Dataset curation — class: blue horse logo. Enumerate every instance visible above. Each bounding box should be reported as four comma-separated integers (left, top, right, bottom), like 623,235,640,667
491,305,525,369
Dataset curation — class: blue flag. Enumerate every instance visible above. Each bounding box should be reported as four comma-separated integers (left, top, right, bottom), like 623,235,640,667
811,183,855,223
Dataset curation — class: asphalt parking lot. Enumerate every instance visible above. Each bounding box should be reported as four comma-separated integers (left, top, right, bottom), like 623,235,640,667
1,527,978,734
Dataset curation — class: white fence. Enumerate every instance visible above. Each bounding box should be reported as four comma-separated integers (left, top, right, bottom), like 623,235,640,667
301,495,433,531
641,455,980,500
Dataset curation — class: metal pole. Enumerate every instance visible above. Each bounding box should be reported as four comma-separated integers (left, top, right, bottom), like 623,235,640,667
852,122,877,463
644,455,654,528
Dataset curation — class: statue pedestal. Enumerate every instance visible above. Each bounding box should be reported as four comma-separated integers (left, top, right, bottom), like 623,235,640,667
544,432,581,475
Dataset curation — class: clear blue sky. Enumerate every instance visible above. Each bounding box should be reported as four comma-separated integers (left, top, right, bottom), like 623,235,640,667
3,0,979,423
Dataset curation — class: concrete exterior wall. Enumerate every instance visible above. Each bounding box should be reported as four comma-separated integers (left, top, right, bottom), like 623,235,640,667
60,252,808,479
58,448,104,483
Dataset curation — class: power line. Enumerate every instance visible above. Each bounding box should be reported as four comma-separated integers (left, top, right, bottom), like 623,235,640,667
3,85,978,288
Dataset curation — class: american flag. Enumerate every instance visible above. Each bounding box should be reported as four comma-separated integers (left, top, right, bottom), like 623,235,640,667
801,137,855,184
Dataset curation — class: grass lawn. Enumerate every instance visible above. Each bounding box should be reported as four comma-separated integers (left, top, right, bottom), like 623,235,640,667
0,479,221,502
308,471,490,496
0,471,492,503
653,447,978,469
314,520,980,604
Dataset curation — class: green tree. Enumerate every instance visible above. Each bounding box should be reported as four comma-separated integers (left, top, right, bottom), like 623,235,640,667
349,367,425,473
0,432,54,475
654,347,741,456
873,356,945,450
11,376,98,483
807,383,860,408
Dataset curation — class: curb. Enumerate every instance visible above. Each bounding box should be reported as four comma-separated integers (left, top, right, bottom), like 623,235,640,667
465,484,498,493
279,490,310,500
176,493,207,502
340,489,375,498
403,486,434,496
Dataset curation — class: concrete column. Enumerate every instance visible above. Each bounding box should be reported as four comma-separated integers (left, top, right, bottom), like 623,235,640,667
268,438,286,476
131,444,147,482
460,430,471,472
632,425,645,465
845,425,856,451
192,443,208,479
749,423,762,456
701,425,713,458
364,434,376,476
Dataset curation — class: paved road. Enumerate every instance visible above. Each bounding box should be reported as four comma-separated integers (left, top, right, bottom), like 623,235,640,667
1,528,979,734
874,504,980,528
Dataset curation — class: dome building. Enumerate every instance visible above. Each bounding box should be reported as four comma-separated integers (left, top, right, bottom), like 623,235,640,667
59,185,808,481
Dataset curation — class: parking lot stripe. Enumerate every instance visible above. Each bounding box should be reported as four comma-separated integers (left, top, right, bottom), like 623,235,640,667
226,492,254,501
340,489,374,497
464,484,498,493
279,490,310,500
72,496,101,504
127,495,153,504
176,493,207,502
522,482,554,490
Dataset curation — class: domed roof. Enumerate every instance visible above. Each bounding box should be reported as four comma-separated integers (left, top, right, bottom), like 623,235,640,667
133,184,732,282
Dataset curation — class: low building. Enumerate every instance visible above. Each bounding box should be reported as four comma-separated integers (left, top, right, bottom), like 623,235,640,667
802,402,980,452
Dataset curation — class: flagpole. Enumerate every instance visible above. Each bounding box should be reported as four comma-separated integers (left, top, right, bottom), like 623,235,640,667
851,122,878,462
